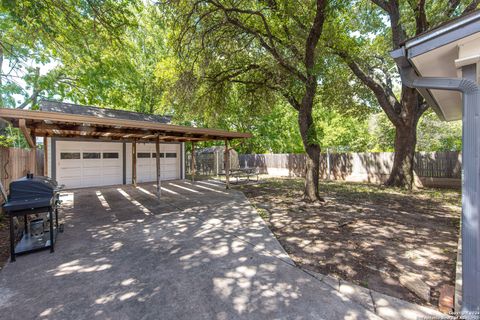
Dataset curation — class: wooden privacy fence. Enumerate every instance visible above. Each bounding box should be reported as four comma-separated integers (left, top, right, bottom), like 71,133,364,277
185,148,240,176
186,153,216,175
414,151,461,178
0,147,44,193
236,151,462,188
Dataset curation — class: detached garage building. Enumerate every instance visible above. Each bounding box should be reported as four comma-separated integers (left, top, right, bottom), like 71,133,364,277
53,139,181,189
43,101,183,188
0,100,251,189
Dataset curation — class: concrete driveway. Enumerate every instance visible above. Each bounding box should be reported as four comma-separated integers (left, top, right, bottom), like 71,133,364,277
0,180,380,320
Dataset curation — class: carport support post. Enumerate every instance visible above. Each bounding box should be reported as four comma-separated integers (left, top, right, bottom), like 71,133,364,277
132,140,137,186
191,142,195,182
31,134,37,175
156,135,161,199
224,139,230,189
43,136,48,176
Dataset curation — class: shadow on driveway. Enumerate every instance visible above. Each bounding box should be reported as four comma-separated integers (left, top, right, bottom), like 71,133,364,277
0,180,381,320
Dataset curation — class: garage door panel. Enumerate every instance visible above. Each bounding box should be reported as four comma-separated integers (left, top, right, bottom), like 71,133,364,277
161,172,177,179
58,166,81,173
61,178,82,189
83,161,103,168
84,180,105,187
101,177,122,185
58,168,82,177
82,167,104,175
102,167,122,175
56,141,123,188
82,172,104,178
58,159,82,167
56,141,180,188
134,143,180,182
106,161,122,166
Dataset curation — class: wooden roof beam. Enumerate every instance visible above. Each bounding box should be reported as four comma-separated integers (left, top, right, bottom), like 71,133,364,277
31,123,206,139
32,128,229,142
19,119,36,148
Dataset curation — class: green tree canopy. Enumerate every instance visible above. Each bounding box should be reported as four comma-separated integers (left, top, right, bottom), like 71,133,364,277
0,0,465,156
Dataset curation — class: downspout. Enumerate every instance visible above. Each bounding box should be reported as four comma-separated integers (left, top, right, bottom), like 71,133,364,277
392,48,480,315
392,48,479,95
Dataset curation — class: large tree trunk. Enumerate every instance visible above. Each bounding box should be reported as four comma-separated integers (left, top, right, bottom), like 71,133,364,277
385,122,418,188
385,88,423,189
304,142,321,200
298,105,322,202
0,47,3,107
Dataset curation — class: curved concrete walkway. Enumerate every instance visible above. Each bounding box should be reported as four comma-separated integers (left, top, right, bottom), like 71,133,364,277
0,180,404,319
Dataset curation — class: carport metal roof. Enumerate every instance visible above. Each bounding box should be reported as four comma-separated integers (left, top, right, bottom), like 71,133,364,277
0,107,251,147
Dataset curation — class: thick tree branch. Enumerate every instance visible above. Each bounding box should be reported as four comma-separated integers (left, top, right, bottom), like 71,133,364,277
221,6,304,61
337,52,402,126
372,0,407,48
463,0,480,14
299,0,327,117
207,0,307,82
413,0,428,34
207,64,261,83
304,0,327,70
0,47,3,108
445,0,461,17
17,89,40,109
282,92,301,111
371,0,390,12
229,79,280,92
418,101,429,116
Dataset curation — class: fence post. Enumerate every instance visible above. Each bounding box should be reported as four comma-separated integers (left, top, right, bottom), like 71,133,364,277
155,135,161,199
216,150,219,176
132,140,137,186
327,148,331,180
191,141,195,182
224,140,230,189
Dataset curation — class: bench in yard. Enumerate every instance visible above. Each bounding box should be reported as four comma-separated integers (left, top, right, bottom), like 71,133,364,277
230,168,259,183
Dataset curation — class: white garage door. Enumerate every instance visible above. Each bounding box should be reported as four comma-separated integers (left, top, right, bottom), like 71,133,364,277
136,143,180,183
56,141,123,188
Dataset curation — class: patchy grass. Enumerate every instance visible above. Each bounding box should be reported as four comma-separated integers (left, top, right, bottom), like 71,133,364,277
361,279,369,289
238,178,461,307
256,207,270,221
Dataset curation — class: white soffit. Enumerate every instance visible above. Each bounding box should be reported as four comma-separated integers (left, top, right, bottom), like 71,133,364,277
410,32,480,121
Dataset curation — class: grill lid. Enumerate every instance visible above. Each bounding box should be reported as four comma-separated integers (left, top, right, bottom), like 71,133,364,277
8,175,59,201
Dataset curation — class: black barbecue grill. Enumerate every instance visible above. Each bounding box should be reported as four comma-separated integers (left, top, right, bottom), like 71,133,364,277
2,174,63,262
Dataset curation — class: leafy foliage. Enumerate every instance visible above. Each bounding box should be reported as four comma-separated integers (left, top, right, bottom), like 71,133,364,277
0,125,28,148
417,111,462,152
1,0,142,108
0,4,56,108
0,0,467,159
368,111,462,152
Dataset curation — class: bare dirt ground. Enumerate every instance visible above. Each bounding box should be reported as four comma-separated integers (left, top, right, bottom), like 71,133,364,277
0,216,10,270
238,178,461,307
